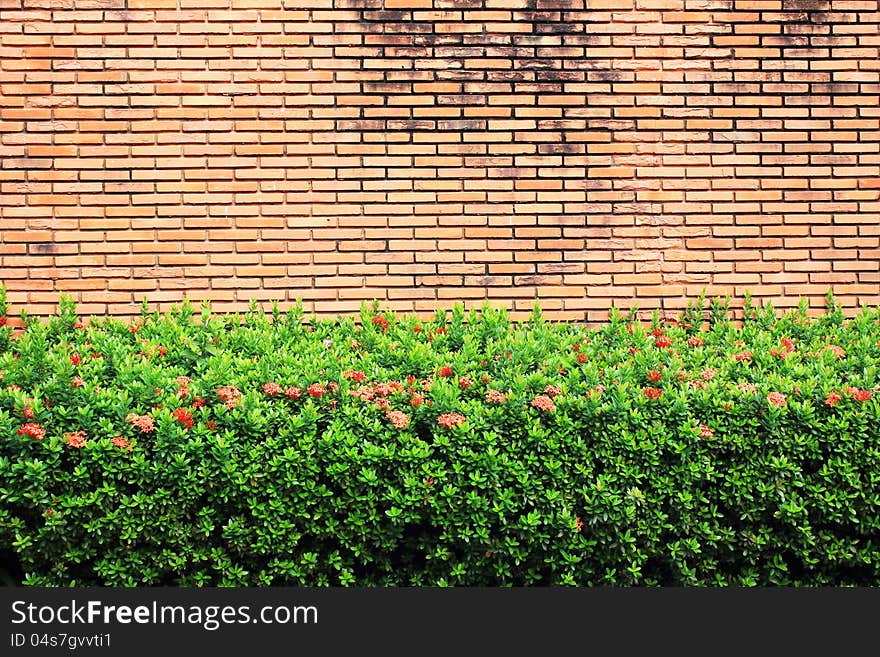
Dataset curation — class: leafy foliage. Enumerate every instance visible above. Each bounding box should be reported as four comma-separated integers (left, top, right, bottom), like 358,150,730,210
1,291,879,586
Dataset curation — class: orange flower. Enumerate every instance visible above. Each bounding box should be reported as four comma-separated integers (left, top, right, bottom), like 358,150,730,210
544,385,563,398
385,410,410,429
485,389,507,404
438,365,453,378
767,392,787,407
126,413,155,433
262,382,282,396
643,387,662,399
17,422,46,441
824,391,841,407
111,436,132,451
531,395,555,412
437,413,466,428
647,370,662,383
65,430,87,448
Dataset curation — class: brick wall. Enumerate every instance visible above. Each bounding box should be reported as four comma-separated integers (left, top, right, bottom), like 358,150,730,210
1,0,879,322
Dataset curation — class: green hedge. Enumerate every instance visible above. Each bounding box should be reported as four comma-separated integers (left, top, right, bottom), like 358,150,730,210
1,290,879,586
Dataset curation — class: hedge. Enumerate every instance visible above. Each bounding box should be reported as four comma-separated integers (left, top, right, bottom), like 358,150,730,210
1,289,879,586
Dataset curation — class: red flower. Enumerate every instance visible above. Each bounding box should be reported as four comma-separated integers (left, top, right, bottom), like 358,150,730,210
307,383,326,398
111,435,132,451
780,337,795,352
697,424,713,439
65,430,87,449
734,351,753,362
374,383,394,397
126,413,155,433
652,328,664,337
21,404,35,419
72,376,85,388
767,392,787,407
688,336,704,348
343,370,366,383
531,395,555,412
216,385,242,409
647,370,662,383
70,353,81,366
575,516,584,532
157,346,167,357
655,336,672,348
285,386,302,400
17,422,46,441
328,382,339,393
544,385,563,398
172,407,194,430
845,387,872,402
701,368,717,381
437,413,465,428
413,324,422,333
572,343,580,352
206,420,217,431
262,382,282,396
435,327,447,335
438,365,453,378
386,410,410,429
738,382,757,393
824,391,842,407
459,376,473,390
576,352,588,364
410,393,424,408
480,373,491,383
643,387,663,399
91,353,102,359
192,397,205,409
485,389,507,404
175,376,192,386
826,344,846,359
0,317,6,327
375,398,390,410
371,315,390,332
73,319,84,329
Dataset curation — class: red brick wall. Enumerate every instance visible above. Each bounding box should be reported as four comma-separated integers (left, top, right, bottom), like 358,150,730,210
1,0,879,322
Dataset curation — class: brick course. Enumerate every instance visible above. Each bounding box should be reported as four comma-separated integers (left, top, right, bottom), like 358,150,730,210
1,0,879,321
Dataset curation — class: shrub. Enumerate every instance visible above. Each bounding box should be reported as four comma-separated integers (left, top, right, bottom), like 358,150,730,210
1,291,879,586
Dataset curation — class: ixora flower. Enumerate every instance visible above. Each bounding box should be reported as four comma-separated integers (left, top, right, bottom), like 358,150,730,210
576,352,588,364
825,391,842,407
371,315,390,332
737,382,757,393
307,383,326,398
647,370,662,383
385,410,410,429
64,430,87,448
216,385,242,408
285,386,302,400
643,387,663,399
826,344,846,359
459,376,473,390
342,370,366,383
111,436,132,452
437,413,466,428
262,382,282,396
438,365,453,378
485,389,507,404
531,395,555,412
126,413,155,433
697,424,713,439
767,392,787,407
72,376,85,388
70,353,81,366
655,336,672,348
17,422,46,441
688,336,704,348
544,385,563,398
845,387,872,402
172,407,194,430
733,351,753,362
